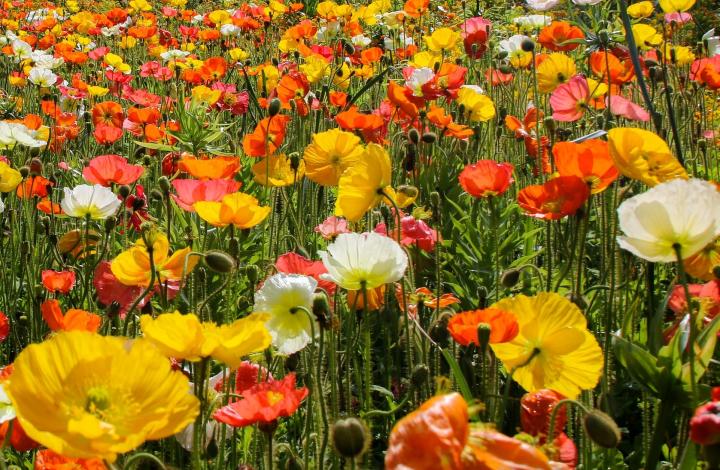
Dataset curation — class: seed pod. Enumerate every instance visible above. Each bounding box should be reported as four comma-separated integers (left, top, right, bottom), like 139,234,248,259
331,418,370,459
501,268,521,288
583,410,621,448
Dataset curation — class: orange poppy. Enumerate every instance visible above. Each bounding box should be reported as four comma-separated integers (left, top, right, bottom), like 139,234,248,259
179,155,241,180
41,269,76,294
16,175,53,199
538,21,584,52
517,176,590,220
329,91,348,108
200,56,228,81
335,107,385,143
427,106,474,139
404,0,429,17
463,426,552,469
447,308,519,347
40,299,101,333
91,101,124,128
520,389,567,442
35,449,106,470
458,160,514,198
553,139,619,194
347,285,386,311
0,419,38,452
590,51,635,85
385,393,469,470
361,47,383,66
37,198,64,215
242,115,292,157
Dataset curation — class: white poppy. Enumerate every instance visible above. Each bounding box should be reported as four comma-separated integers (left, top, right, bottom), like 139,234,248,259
617,178,720,263
320,232,408,290
405,68,435,96
61,184,122,220
526,0,562,10
254,273,318,356
0,385,15,424
28,67,58,87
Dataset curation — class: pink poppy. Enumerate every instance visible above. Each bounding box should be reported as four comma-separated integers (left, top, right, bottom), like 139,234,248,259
461,17,492,59
665,12,692,24
171,179,242,212
88,47,109,61
314,216,350,240
607,95,650,121
93,261,146,318
550,75,589,122
82,154,144,186
375,215,438,252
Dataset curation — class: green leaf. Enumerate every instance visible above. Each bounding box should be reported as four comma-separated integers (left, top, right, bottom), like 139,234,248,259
133,141,177,152
440,349,473,402
612,334,665,396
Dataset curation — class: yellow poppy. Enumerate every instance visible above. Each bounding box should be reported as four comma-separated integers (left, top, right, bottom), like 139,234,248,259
627,1,654,18
303,128,364,186
631,24,663,50
5,331,199,461
110,232,199,287
335,144,393,222
658,0,695,12
193,192,271,228
140,311,271,369
489,293,603,399
424,27,461,52
607,128,688,187
456,87,496,122
536,53,577,93
0,161,22,192
252,153,305,187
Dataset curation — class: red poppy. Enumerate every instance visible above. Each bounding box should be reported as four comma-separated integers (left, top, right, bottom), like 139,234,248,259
213,373,308,428
200,56,228,82
521,389,567,441
385,393,469,470
447,308,519,347
0,312,9,342
40,299,101,332
171,178,241,212
691,400,720,445
93,261,146,318
458,160,514,198
462,17,492,59
0,419,39,452
41,269,76,294
517,176,590,220
82,154,144,186
275,252,336,297
35,449,106,470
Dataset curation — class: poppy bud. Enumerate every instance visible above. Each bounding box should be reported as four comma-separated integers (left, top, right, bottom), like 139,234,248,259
205,250,237,273
411,364,429,388
19,166,30,178
158,176,171,193
29,158,43,176
583,410,621,448
429,312,451,344
404,144,416,172
521,39,535,52
104,216,116,233
501,268,521,288
598,30,610,45
397,185,418,200
268,98,281,117
498,64,513,74
331,418,370,459
106,301,121,319
477,323,491,352
713,265,720,279
245,264,260,286
312,292,331,329
495,50,508,60
565,292,588,310
543,117,555,134
289,153,301,172
343,40,355,56
430,191,441,209
142,155,153,166
150,189,164,201
284,353,299,372
421,132,437,144
408,128,420,145
118,185,131,199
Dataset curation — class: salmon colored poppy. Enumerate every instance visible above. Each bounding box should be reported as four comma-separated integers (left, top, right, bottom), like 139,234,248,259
553,140,619,194
35,449,106,470
40,299,101,333
171,179,241,212
83,154,144,186
93,125,124,145
538,21,584,52
462,426,552,469
41,270,76,294
385,393,469,470
458,160,514,198
242,115,292,157
178,156,241,180
447,308,520,347
462,17,492,59
518,176,590,220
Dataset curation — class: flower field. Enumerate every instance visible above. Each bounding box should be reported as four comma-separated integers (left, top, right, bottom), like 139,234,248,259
0,0,719,468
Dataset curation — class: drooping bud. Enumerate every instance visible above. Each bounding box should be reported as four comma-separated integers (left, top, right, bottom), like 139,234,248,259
500,268,521,288
583,410,621,448
268,98,282,117
331,418,370,459
205,250,237,273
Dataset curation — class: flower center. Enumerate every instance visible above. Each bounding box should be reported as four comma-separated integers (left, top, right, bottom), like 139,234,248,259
85,386,111,415
266,391,284,406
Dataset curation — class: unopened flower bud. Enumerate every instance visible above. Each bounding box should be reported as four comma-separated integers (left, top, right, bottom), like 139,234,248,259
268,98,281,117
477,323,491,352
205,250,237,273
312,292,331,329
104,216,116,233
521,39,535,52
411,364,429,388
118,185,131,199
583,410,621,448
332,418,370,459
158,176,171,193
408,128,420,145
29,158,43,176
19,166,30,178
150,189,164,201
498,64,513,74
421,132,437,144
430,191,441,209
501,268,521,288
245,264,260,286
